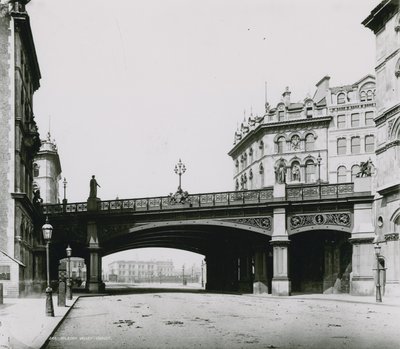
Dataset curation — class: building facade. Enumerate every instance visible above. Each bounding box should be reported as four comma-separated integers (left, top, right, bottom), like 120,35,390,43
108,260,175,283
363,0,400,296
229,75,377,191
0,0,43,297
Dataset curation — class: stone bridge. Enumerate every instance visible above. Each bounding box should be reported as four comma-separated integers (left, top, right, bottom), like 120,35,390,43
40,180,375,296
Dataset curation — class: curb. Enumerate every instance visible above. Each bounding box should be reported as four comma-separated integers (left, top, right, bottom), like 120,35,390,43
39,296,80,349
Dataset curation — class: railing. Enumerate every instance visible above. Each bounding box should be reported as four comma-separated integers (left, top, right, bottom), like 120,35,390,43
286,182,354,201
42,182,357,215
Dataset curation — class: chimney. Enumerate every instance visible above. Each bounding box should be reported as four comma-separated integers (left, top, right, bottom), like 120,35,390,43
282,86,291,106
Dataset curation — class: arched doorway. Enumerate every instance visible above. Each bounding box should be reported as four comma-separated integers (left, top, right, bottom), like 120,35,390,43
289,230,351,294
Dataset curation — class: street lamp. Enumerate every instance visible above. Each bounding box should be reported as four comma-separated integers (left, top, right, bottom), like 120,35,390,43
374,240,382,303
174,159,186,191
42,217,54,317
66,245,72,300
317,152,322,183
62,177,67,205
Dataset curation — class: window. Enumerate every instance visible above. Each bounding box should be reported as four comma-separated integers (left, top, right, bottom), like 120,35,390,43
351,137,360,154
365,111,374,126
365,135,375,152
351,113,360,127
33,163,39,177
259,162,264,174
351,165,360,182
337,93,345,104
0,265,10,280
305,134,315,151
235,180,239,191
337,166,347,183
367,90,373,101
278,111,285,122
249,148,253,163
360,91,366,102
305,160,315,183
337,138,346,155
337,115,345,129
259,140,264,157
277,137,285,153
306,107,313,118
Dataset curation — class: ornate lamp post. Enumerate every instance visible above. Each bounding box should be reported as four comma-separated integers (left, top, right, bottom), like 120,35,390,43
42,217,54,317
317,152,322,183
66,245,72,300
374,240,382,303
62,177,67,205
174,159,186,191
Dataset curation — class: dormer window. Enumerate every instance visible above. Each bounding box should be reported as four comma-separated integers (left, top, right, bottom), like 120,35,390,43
360,91,366,101
366,90,373,101
306,107,313,118
278,110,285,122
337,93,345,104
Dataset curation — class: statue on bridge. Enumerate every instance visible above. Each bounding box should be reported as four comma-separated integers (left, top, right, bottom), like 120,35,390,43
356,159,373,177
274,159,286,184
89,175,101,198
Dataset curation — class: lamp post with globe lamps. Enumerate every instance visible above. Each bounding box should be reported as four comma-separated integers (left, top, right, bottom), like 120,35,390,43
66,245,72,300
42,217,54,316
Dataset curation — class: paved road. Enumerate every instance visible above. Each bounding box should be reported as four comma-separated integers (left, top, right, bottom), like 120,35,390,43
45,290,400,349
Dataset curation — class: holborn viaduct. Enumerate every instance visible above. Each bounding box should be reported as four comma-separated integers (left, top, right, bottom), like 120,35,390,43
40,178,377,297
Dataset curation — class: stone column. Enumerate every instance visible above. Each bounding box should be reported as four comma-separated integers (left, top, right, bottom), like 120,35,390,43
86,221,104,293
253,250,268,294
382,233,400,296
271,207,291,296
350,201,375,295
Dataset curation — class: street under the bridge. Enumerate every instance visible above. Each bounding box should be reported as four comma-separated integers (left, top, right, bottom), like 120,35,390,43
44,287,400,349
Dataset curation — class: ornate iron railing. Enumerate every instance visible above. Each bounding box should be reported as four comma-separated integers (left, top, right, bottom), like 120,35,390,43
42,182,356,215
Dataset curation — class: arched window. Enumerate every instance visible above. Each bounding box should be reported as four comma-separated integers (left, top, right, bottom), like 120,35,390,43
305,160,315,183
351,137,361,154
337,93,345,104
33,163,39,177
337,166,347,183
395,215,400,234
249,148,253,163
395,58,400,78
259,163,264,187
367,90,373,101
360,91,366,102
235,179,239,191
243,153,248,167
365,135,375,152
277,136,285,154
259,140,264,157
351,165,360,182
337,138,346,155
305,134,315,151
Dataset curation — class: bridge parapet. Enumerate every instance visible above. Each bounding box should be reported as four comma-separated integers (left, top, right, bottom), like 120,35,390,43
42,182,362,216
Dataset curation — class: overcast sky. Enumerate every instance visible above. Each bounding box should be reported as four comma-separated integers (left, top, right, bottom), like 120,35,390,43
28,0,378,267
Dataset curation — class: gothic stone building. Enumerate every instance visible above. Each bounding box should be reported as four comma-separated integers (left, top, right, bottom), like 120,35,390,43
0,1,43,297
363,0,400,296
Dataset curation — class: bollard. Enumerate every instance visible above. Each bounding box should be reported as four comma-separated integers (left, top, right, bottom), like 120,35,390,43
0,283,3,305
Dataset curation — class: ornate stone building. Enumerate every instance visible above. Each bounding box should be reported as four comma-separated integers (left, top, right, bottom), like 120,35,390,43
0,0,42,297
363,0,400,296
229,75,377,191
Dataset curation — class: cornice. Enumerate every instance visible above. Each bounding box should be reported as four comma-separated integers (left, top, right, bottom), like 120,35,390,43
375,48,400,71
375,103,400,126
376,139,400,154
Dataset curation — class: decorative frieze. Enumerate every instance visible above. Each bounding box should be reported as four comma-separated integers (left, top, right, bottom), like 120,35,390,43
289,213,352,232
385,233,399,242
223,217,272,231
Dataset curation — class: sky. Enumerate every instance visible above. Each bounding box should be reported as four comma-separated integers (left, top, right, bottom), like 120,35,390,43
27,0,379,268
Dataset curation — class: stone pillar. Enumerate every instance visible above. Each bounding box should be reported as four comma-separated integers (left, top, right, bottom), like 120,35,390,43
238,253,253,293
382,233,400,296
271,207,291,296
86,221,104,293
350,202,375,295
253,250,268,294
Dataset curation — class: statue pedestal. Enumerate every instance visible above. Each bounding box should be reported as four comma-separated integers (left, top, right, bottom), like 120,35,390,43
87,197,101,211
354,176,372,192
273,183,286,199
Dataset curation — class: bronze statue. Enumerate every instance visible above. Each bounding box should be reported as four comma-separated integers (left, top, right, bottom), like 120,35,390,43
357,159,373,177
33,189,43,206
89,175,101,198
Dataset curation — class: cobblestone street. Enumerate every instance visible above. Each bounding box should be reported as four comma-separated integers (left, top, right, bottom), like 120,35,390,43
44,291,400,349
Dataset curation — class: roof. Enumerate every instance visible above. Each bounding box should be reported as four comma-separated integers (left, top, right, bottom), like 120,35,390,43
362,0,399,33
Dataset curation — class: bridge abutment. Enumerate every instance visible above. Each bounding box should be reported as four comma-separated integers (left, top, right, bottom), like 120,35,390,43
85,221,105,293
253,250,269,294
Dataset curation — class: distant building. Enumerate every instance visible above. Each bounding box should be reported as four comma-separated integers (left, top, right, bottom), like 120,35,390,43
108,260,175,283
229,75,377,189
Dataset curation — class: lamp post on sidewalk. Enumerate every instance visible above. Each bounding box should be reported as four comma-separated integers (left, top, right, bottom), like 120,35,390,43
317,152,322,183
42,217,54,317
374,240,382,303
66,245,72,300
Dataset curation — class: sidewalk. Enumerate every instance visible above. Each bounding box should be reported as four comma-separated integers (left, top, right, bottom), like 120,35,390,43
0,295,78,349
